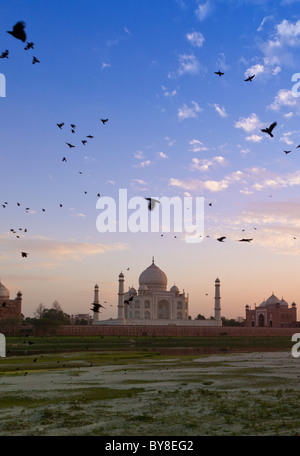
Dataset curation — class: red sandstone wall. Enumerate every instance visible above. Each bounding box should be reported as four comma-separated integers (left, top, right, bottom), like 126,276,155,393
2,324,300,337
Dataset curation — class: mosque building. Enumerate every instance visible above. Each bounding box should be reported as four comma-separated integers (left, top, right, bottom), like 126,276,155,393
245,293,297,328
92,258,222,327
0,280,22,323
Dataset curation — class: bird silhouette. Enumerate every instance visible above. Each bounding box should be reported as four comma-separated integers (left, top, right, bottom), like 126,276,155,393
215,71,224,77
124,296,134,305
217,236,226,242
7,21,26,42
91,303,105,313
261,122,277,137
100,118,109,124
244,75,255,82
86,135,94,139
21,252,28,258
62,157,67,162
0,50,9,59
24,42,34,50
238,239,253,243
32,56,40,64
284,150,291,154
145,197,160,210
82,140,87,145
66,142,75,148
57,123,64,129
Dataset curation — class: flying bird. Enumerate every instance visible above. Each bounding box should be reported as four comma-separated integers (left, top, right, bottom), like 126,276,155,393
66,142,75,148
208,203,212,207
284,150,291,154
57,123,64,129
261,122,277,137
24,42,34,50
244,75,255,82
0,50,9,59
217,236,226,242
145,197,160,211
124,296,134,305
86,135,94,139
32,56,40,64
215,71,224,77
62,157,67,162
7,21,26,42
91,303,105,313
238,239,253,243
82,140,87,145
100,118,109,124
21,252,28,258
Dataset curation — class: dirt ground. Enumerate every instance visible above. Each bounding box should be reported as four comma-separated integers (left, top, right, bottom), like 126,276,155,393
1,349,300,436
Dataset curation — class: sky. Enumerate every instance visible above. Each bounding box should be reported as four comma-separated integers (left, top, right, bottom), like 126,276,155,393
1,0,300,320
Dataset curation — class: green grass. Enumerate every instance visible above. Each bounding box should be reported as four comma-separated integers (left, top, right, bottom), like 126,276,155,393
5,334,294,356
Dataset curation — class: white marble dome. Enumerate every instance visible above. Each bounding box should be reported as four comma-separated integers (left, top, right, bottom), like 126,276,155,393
139,259,167,291
0,281,10,299
170,285,179,293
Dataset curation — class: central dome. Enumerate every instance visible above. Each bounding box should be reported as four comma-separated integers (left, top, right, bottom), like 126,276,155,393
139,259,167,291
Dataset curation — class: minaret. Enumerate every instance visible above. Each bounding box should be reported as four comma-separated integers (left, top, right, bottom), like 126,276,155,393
117,272,125,321
93,284,100,322
214,277,221,321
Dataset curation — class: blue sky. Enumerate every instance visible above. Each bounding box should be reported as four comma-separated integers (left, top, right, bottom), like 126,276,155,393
1,0,300,319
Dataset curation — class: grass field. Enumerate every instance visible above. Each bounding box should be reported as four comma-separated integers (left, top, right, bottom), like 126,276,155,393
0,336,299,436
5,334,295,356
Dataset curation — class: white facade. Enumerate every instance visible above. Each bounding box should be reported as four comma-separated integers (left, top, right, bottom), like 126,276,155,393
92,259,222,327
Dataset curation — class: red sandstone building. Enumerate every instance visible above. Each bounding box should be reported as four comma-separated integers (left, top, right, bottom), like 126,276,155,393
245,293,297,328
0,281,22,323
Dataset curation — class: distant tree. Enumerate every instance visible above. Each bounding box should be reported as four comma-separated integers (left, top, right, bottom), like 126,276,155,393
75,318,88,325
221,316,243,326
195,314,206,320
42,308,70,324
52,300,63,312
34,303,46,319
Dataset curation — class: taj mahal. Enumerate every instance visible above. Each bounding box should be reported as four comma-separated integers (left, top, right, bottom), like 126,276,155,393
91,258,222,327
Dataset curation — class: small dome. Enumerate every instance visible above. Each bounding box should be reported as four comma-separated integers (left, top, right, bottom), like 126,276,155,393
129,287,137,295
139,259,167,291
170,285,179,293
139,284,148,291
215,277,220,283
0,281,9,299
119,272,124,278
280,298,288,307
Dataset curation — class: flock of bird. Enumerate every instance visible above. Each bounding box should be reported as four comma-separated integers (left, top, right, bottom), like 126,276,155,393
0,22,111,260
1,19,299,265
1,21,39,64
